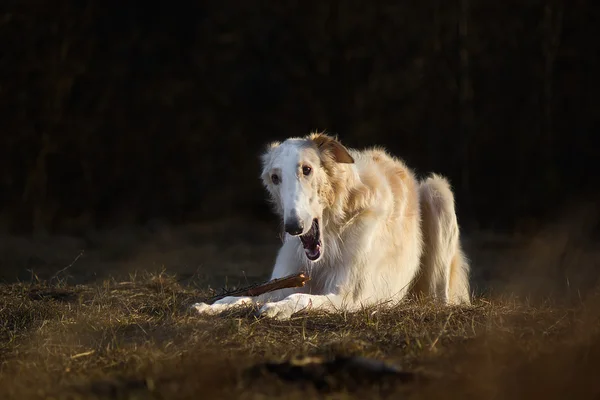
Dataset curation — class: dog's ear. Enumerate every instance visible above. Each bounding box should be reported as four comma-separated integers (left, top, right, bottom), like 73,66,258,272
260,141,280,166
264,141,281,152
310,133,354,164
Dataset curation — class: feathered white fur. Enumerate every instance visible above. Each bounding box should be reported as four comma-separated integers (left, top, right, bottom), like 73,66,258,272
193,133,471,319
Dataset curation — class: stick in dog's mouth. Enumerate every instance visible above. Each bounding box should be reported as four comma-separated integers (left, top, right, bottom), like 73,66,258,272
300,218,321,261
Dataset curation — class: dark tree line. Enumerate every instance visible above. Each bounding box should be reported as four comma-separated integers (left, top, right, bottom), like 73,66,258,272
0,0,598,235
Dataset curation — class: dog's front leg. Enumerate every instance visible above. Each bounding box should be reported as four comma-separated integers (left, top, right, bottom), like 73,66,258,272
258,293,343,320
191,295,256,315
191,287,292,315
191,285,300,315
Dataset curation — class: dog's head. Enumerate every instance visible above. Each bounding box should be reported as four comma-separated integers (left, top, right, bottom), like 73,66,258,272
260,133,354,262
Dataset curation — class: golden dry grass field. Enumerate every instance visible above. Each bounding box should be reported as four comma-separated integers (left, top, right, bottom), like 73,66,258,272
0,211,599,399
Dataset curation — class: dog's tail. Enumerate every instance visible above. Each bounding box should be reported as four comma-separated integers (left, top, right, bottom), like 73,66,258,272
414,174,471,305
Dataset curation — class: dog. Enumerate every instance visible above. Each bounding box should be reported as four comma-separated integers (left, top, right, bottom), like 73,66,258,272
192,132,471,319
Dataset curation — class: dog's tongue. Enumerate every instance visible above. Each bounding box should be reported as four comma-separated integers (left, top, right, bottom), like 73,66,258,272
305,243,321,260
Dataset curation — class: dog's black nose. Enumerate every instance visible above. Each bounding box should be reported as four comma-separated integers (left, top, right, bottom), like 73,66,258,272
284,220,304,236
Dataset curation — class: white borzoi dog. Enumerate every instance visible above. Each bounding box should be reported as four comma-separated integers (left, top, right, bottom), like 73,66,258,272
193,132,471,319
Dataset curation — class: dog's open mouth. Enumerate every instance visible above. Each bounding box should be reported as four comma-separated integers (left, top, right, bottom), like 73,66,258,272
300,219,322,261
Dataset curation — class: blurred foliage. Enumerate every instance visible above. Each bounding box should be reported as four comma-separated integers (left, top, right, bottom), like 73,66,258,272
0,0,598,234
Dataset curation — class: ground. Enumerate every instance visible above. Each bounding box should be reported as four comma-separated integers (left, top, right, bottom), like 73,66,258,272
0,216,599,399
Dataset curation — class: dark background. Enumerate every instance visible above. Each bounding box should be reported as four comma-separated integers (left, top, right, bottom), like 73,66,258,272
1,0,599,237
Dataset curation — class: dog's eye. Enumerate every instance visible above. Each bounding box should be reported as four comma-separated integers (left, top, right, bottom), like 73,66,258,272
302,165,312,176
271,174,280,185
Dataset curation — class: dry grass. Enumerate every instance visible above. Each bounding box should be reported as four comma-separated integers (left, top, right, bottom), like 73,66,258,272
0,270,599,400
0,205,598,399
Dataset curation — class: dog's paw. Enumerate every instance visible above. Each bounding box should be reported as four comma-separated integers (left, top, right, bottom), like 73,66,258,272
258,301,296,320
258,294,314,320
191,296,253,315
191,302,214,314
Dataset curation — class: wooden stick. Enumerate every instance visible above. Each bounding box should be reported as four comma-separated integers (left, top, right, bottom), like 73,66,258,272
206,272,310,305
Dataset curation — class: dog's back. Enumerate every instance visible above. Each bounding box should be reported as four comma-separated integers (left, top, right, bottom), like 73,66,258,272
411,174,471,304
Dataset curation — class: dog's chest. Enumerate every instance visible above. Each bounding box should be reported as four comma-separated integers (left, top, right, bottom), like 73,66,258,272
301,237,350,294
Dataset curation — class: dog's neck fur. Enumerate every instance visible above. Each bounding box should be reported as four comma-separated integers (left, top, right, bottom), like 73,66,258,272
320,156,368,238
302,160,370,294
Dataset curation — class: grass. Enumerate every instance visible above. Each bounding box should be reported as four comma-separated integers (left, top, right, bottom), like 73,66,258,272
1,271,599,400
